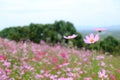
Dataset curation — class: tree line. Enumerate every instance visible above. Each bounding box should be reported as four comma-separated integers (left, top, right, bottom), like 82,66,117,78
0,20,120,55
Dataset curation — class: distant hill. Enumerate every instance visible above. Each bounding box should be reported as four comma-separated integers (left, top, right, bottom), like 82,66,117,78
77,25,120,40
105,25,120,31
76,25,120,31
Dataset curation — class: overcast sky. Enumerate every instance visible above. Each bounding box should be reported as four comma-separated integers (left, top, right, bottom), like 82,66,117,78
0,0,120,30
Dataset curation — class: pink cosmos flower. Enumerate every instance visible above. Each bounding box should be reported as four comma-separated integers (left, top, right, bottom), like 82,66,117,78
110,74,117,80
50,56,58,64
100,61,106,67
61,53,67,59
3,61,11,67
84,77,92,80
0,68,9,80
98,69,108,79
116,69,120,74
96,55,104,60
64,34,77,39
84,33,99,44
34,52,46,61
94,28,107,32
40,40,46,45
58,77,73,80
35,74,44,79
0,55,6,61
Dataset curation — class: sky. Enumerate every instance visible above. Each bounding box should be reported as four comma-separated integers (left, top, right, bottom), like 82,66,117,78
0,0,120,30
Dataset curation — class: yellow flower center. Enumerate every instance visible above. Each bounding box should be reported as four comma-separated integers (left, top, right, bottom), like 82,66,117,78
90,38,94,43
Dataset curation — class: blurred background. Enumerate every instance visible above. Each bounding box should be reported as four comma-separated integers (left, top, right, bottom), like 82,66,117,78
0,0,120,30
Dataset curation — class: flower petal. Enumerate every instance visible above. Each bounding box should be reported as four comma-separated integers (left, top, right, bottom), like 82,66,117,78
89,33,94,39
84,39,90,44
86,36,90,40
94,34,99,41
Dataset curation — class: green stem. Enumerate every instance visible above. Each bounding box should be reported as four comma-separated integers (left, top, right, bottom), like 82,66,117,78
98,32,101,54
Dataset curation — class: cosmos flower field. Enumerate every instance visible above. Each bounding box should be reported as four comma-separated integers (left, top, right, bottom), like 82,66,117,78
0,36,120,80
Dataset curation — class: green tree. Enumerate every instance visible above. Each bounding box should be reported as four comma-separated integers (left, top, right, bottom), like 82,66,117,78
101,36,119,52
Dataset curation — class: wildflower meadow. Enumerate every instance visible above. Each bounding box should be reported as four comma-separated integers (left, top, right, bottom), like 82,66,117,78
0,21,120,80
0,33,120,80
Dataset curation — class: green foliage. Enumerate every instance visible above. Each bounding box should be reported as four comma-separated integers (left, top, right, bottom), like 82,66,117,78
101,36,120,53
0,20,83,48
73,32,84,48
